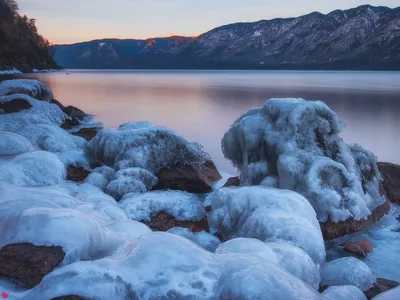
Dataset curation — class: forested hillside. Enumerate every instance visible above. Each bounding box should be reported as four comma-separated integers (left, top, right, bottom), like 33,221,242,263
0,0,58,72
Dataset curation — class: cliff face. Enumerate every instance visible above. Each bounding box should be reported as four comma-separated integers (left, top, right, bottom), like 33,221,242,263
52,5,400,70
0,0,59,72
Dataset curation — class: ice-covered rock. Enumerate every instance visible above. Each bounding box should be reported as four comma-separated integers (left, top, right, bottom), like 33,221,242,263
17,124,88,167
322,285,367,300
371,286,400,300
215,238,280,265
84,166,115,190
209,186,325,265
167,227,221,252
0,94,65,132
269,242,321,289
119,190,206,231
365,278,400,299
105,220,152,240
217,252,321,300
222,98,385,223
0,207,121,265
0,151,66,186
0,132,34,156
321,257,376,291
106,168,158,200
21,233,223,299
0,79,53,101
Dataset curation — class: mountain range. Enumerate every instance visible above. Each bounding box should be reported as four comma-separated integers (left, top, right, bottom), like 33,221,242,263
52,5,400,70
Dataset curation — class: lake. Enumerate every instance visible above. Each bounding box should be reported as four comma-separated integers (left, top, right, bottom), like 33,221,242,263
19,70,400,174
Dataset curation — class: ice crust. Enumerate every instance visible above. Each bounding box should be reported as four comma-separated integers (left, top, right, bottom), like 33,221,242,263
209,186,326,265
222,98,385,222
0,79,54,101
322,286,367,300
0,132,34,156
119,190,205,222
167,227,221,252
320,257,376,291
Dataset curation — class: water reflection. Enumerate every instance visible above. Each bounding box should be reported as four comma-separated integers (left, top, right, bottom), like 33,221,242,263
19,70,400,173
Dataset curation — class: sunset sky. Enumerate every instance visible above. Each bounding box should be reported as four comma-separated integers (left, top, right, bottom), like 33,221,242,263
18,0,399,45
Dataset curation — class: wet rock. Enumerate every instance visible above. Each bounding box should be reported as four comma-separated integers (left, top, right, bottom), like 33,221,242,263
153,160,222,193
320,200,390,240
71,128,101,141
222,176,240,188
364,278,400,299
0,243,65,288
64,105,87,121
67,166,90,182
61,118,80,130
148,212,209,232
378,162,400,204
343,240,372,257
0,98,32,113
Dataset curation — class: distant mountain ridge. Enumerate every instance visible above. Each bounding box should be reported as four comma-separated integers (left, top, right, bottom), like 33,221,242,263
52,5,400,70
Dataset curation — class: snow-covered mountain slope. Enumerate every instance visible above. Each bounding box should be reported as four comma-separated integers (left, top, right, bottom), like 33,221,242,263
51,5,400,70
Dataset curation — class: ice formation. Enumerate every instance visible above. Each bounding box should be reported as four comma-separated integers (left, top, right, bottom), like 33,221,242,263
0,132,34,156
86,121,210,173
222,98,385,222
0,68,22,75
119,190,205,222
17,124,88,167
0,151,66,186
0,79,54,101
269,242,321,289
0,94,65,132
320,257,376,291
209,186,326,265
321,286,367,300
372,287,400,300
167,227,221,252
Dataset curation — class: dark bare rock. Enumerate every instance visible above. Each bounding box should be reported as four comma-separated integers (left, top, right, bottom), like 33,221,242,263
152,160,222,193
148,212,209,232
61,118,80,129
378,162,400,204
343,240,372,257
64,105,87,120
0,243,65,288
320,200,391,240
67,166,90,182
222,176,240,188
0,98,32,113
364,278,400,299
71,128,101,141
52,296,87,300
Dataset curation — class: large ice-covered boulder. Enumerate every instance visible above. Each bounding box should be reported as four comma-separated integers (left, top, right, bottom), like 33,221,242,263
321,257,376,291
322,285,367,300
0,132,34,156
222,99,386,228
209,186,326,265
86,122,221,195
0,79,54,101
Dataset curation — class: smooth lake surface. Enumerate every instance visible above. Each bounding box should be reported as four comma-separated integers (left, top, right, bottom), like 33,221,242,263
20,70,400,173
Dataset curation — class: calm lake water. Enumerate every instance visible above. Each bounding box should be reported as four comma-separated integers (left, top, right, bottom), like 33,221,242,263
19,70,400,174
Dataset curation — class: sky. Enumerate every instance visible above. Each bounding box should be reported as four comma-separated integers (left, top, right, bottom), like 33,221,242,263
18,0,399,45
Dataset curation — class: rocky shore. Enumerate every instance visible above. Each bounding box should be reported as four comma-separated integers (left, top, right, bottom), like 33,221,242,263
0,79,399,299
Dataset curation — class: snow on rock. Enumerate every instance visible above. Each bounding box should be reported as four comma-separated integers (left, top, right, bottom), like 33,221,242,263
0,79,53,101
0,151,66,186
209,186,325,265
215,238,279,265
17,124,88,167
269,242,321,289
105,167,158,200
86,121,210,173
321,257,376,291
21,232,223,300
119,190,205,223
167,227,221,252
0,94,65,132
222,98,385,223
372,287,400,300
322,285,367,300
0,207,122,265
0,132,34,156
